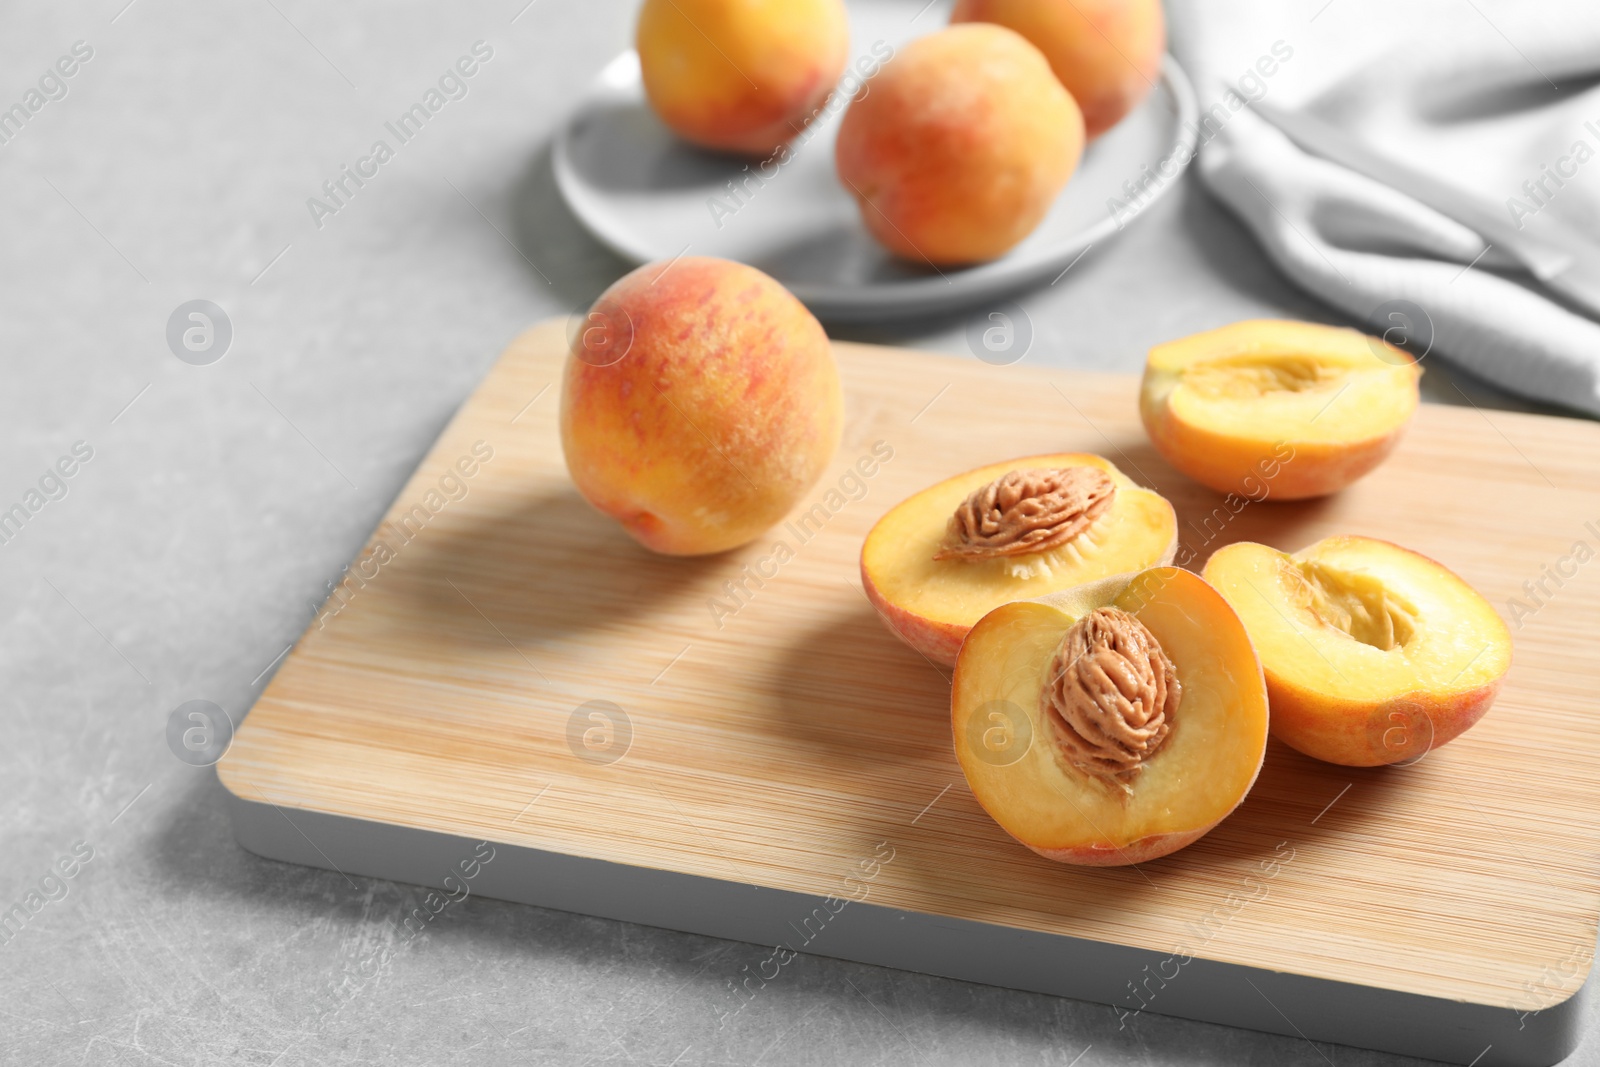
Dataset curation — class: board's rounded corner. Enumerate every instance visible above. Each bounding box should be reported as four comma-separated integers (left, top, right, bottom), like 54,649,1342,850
214,771,291,864
1492,935,1600,1066
1526,938,1599,1014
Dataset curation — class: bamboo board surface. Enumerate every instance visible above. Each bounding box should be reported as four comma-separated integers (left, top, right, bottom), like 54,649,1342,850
220,319,1600,1012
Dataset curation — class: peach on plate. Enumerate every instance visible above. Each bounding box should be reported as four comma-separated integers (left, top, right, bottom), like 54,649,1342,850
1204,535,1511,767
1140,320,1421,500
560,256,842,556
834,24,1085,265
953,567,1269,866
635,0,849,155
861,454,1176,667
950,0,1165,138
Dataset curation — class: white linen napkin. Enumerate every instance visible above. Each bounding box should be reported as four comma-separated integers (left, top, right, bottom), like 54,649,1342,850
1166,0,1600,415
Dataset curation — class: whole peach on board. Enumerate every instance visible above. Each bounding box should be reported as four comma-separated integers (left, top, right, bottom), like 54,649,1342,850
834,24,1085,266
560,257,842,555
1140,320,1422,500
953,567,1269,866
636,0,849,156
1204,536,1511,767
861,454,1176,667
950,0,1165,138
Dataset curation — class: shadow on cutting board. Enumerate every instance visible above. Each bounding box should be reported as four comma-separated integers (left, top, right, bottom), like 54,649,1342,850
385,485,725,645
1107,440,1342,560
767,605,953,773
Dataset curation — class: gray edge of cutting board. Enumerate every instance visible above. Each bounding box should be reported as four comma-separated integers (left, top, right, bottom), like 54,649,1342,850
225,790,1595,1066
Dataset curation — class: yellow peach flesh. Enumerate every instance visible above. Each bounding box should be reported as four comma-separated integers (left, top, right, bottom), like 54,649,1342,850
861,454,1177,666
1204,536,1511,766
953,568,1269,864
1141,320,1421,499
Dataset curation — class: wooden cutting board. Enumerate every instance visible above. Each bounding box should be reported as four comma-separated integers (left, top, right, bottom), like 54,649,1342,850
220,320,1600,1066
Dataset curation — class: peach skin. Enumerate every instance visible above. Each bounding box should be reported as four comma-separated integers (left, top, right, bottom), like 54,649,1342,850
636,0,849,155
560,256,842,555
950,0,1166,138
834,24,1084,265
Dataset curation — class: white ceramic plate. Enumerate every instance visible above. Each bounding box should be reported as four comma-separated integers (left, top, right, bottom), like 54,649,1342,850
553,4,1198,322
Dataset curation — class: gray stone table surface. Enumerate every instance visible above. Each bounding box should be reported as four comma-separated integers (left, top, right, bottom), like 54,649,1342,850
0,1,1591,1065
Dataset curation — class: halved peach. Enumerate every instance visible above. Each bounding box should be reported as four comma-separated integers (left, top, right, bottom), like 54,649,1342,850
1203,536,1511,767
1140,320,1421,499
861,454,1176,667
953,567,1269,866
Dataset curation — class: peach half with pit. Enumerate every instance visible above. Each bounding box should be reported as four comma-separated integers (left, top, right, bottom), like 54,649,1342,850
860,454,1177,667
1203,536,1512,767
1140,320,1421,499
953,567,1269,866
